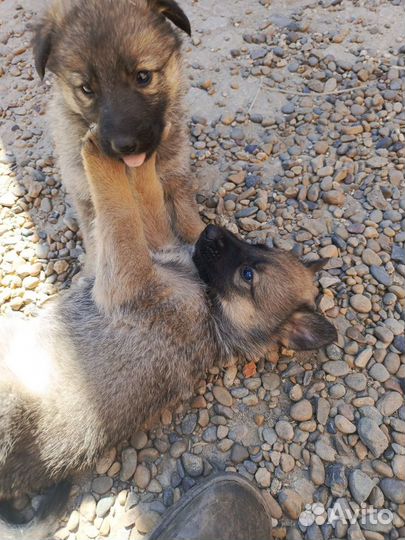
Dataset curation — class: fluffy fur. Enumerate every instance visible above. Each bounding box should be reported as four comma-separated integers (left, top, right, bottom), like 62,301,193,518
0,138,336,538
32,0,204,270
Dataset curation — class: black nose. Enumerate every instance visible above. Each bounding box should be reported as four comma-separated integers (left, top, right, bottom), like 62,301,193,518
204,224,222,241
111,135,138,155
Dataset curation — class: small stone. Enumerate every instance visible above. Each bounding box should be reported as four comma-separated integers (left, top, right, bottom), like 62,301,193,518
315,439,336,462
349,470,375,503
80,494,96,521
355,347,373,368
335,415,356,434
392,455,405,480
357,418,389,458
379,479,405,504
290,400,313,422
170,440,188,459
275,420,294,441
278,489,303,519
310,455,325,485
345,373,367,392
92,475,113,495
224,365,238,387
370,265,392,287
262,428,277,446
120,448,138,481
96,448,116,475
230,443,249,464
96,496,114,517
369,364,390,383
134,464,151,489
262,373,281,391
212,386,233,407
0,192,17,207
350,294,372,313
325,463,347,497
181,413,198,435
181,453,203,477
136,510,161,534
255,467,271,487
323,360,350,377
376,392,403,416
131,432,148,450
314,141,328,154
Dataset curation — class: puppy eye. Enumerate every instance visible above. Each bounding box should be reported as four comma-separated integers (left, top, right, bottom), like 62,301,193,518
136,70,152,86
81,84,94,96
241,266,254,283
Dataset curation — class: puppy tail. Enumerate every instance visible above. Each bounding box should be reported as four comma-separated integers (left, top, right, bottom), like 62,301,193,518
0,481,71,540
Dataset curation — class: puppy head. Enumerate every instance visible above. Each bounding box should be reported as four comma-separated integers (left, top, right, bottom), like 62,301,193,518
32,0,190,164
193,225,337,353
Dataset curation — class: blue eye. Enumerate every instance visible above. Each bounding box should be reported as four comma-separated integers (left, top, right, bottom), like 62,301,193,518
241,266,254,283
136,70,152,86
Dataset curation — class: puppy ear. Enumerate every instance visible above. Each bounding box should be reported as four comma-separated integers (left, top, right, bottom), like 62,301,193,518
32,18,54,79
280,309,337,351
150,0,191,36
303,257,329,274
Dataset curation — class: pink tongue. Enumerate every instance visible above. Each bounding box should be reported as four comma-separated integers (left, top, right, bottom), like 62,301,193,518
122,153,146,168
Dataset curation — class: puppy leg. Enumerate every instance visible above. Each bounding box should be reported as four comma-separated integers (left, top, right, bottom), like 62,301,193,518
81,135,154,312
128,159,176,250
161,174,204,244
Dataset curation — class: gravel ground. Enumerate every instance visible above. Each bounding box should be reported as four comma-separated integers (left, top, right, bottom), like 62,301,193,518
1,1,405,539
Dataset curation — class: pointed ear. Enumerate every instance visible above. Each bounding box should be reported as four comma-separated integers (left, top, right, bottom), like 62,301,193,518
32,18,54,79
149,0,191,36
303,257,329,274
280,309,337,351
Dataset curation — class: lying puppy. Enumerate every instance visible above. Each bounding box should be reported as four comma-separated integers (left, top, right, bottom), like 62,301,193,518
0,136,336,539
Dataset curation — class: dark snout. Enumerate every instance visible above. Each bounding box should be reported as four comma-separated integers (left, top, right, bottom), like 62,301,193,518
193,226,242,289
98,91,166,160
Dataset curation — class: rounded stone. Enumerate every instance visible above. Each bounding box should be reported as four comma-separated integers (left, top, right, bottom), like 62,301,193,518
290,399,313,422
350,294,372,313
212,386,233,407
275,420,294,441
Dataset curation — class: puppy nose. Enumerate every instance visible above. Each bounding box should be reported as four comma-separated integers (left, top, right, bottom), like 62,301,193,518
111,135,138,155
205,224,222,241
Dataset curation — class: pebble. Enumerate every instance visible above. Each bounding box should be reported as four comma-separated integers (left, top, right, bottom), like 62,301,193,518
323,360,350,377
379,479,405,504
369,364,390,383
278,490,303,519
275,421,294,441
350,294,372,313
120,448,137,481
92,476,113,495
212,386,233,407
255,467,271,488
357,418,389,458
290,400,312,422
376,392,403,416
230,443,250,463
181,453,203,477
134,465,151,489
349,470,375,503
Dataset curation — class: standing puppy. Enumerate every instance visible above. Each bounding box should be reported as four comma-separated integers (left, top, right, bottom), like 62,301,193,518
32,0,204,268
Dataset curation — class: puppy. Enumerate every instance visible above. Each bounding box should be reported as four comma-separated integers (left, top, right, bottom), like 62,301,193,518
0,137,336,539
32,0,204,270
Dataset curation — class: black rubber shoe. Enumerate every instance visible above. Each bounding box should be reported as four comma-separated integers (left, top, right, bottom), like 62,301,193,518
149,472,273,540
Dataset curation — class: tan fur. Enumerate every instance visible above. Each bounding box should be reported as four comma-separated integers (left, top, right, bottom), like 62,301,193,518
0,134,336,540
34,0,204,272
